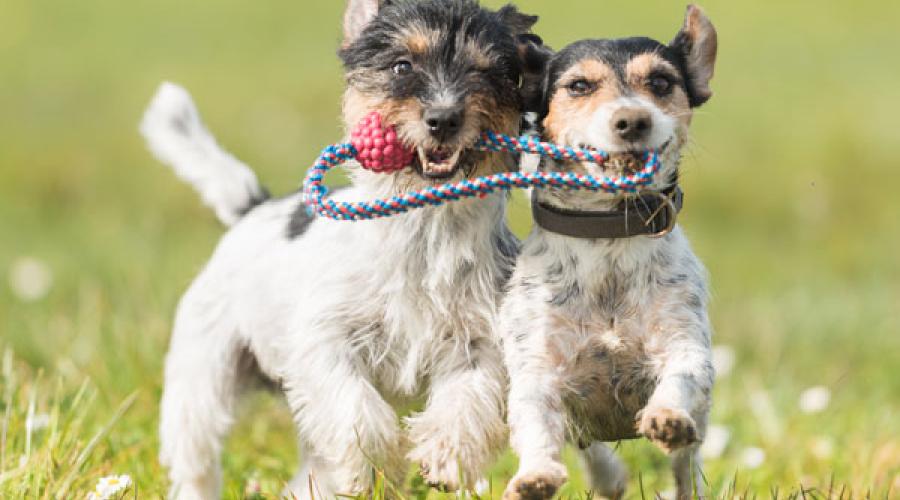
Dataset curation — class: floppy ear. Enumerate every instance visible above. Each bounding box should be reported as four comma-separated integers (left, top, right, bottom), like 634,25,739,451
516,34,554,113
343,0,385,48
670,4,718,107
497,4,539,35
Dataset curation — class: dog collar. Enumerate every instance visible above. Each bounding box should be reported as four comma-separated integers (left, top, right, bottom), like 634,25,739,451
532,186,684,240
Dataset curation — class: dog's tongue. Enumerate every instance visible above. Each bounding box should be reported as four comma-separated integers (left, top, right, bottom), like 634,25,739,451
350,112,415,173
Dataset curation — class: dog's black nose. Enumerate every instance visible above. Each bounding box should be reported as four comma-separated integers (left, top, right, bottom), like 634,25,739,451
424,107,464,142
611,107,653,142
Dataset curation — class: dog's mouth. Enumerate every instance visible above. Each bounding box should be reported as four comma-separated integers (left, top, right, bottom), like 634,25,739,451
415,145,466,180
577,140,671,175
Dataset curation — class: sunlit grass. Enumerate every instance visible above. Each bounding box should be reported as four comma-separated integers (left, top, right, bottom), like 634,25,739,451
1,0,899,497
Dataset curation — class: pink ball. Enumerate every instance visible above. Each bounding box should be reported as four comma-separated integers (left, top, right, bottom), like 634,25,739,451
350,111,415,173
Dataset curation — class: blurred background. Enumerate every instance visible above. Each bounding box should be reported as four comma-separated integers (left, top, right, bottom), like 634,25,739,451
1,0,898,497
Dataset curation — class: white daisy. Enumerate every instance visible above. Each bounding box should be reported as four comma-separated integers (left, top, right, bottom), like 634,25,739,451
799,386,831,414
740,447,766,469
88,474,132,500
8,257,53,302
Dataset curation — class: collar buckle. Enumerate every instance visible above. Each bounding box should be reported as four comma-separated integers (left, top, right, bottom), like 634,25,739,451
644,190,679,239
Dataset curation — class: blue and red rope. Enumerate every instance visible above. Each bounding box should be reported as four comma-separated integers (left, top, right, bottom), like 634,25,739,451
302,130,661,222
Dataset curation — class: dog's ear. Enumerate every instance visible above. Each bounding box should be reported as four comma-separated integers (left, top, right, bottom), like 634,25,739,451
343,0,387,47
669,4,718,107
517,34,554,114
497,4,539,35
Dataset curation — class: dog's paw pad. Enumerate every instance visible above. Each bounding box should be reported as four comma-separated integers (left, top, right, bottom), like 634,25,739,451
638,407,699,452
503,465,567,500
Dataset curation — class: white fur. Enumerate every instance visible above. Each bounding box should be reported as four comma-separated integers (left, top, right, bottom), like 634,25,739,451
140,83,267,227
580,97,675,153
147,85,512,499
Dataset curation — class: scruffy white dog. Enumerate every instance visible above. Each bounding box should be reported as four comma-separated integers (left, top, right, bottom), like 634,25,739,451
501,6,718,500
140,1,546,498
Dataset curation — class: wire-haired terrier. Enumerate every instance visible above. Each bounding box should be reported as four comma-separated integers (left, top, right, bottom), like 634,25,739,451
500,5,718,499
141,0,546,498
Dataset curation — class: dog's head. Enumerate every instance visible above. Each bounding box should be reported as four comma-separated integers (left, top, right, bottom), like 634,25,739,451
339,0,544,184
539,5,717,194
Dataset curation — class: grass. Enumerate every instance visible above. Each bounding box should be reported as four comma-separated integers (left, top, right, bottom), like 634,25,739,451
1,0,899,497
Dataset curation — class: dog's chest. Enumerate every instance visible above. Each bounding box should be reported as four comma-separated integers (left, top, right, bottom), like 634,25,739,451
534,237,670,441
357,208,510,396
544,307,661,442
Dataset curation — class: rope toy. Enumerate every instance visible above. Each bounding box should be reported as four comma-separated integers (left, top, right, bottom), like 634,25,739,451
303,113,661,221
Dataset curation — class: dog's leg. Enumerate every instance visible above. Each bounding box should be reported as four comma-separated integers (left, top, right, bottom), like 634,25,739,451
638,341,712,499
671,444,704,500
406,341,507,492
638,342,712,452
159,291,243,500
282,444,336,500
577,442,628,499
282,333,404,497
503,367,568,500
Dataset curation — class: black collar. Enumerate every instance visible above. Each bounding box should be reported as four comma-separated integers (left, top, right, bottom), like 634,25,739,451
531,187,684,240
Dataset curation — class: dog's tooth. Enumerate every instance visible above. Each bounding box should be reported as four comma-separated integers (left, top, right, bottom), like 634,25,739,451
448,149,462,167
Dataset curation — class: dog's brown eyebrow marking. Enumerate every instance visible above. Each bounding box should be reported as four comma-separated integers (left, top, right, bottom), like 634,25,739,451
557,59,616,87
626,53,681,82
400,26,438,55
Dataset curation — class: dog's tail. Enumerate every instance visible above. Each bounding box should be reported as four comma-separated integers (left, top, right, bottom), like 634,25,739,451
140,82,269,227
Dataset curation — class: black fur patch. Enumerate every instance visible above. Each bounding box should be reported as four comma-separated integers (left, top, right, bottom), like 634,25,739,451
237,187,271,218
286,201,313,239
340,0,529,110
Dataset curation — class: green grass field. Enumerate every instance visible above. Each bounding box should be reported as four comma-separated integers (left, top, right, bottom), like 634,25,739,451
1,0,899,497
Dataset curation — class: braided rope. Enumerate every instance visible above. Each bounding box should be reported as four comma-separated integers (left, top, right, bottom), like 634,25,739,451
302,131,661,221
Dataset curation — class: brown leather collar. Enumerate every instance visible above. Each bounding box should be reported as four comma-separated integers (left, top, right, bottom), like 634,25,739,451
532,187,684,240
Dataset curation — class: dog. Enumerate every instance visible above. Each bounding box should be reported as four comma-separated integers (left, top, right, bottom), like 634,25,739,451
140,0,547,498
500,5,718,499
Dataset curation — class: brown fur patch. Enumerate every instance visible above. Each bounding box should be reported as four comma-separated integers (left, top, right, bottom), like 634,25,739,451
400,26,438,55
543,60,620,144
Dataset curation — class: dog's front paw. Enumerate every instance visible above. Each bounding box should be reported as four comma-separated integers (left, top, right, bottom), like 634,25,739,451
638,407,699,452
503,462,568,500
410,439,462,492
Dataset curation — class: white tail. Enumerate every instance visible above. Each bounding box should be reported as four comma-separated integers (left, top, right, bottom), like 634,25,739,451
140,82,268,227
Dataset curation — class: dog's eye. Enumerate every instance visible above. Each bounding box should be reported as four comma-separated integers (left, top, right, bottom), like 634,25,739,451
392,61,413,75
567,80,596,97
648,75,673,96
